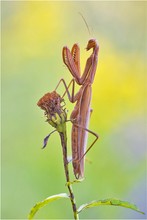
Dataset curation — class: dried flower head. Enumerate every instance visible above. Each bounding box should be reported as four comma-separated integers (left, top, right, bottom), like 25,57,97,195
37,91,67,130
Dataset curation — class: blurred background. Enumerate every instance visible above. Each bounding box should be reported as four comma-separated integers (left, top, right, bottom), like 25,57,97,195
1,1,146,219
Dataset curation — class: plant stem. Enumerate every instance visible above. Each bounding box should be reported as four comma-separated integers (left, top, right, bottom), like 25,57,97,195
60,132,79,220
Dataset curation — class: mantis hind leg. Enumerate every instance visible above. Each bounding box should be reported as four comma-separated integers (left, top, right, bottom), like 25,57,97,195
71,121,98,179
73,122,99,162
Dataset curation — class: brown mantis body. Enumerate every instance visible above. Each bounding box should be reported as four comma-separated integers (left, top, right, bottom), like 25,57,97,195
56,39,99,179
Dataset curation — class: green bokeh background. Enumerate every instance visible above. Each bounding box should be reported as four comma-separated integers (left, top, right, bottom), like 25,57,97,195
1,1,146,219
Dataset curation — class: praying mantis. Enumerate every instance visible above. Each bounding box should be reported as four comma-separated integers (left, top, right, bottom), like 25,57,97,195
55,38,99,179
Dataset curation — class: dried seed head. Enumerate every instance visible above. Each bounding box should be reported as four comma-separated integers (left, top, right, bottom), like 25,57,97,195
37,91,62,114
37,91,67,128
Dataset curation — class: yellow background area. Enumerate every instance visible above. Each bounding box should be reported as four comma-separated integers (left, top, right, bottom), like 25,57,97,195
1,1,146,219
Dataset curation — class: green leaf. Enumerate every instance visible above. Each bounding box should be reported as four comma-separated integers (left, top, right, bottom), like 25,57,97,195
28,193,69,219
78,198,145,215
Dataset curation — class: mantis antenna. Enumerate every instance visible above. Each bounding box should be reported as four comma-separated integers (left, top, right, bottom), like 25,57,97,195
78,12,91,36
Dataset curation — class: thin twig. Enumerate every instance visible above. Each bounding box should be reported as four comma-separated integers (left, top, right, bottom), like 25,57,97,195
60,132,79,220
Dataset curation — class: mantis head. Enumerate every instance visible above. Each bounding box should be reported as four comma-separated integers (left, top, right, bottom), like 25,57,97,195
86,39,99,51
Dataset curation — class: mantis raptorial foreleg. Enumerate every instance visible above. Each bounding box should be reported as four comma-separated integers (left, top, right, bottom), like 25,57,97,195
63,46,93,85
